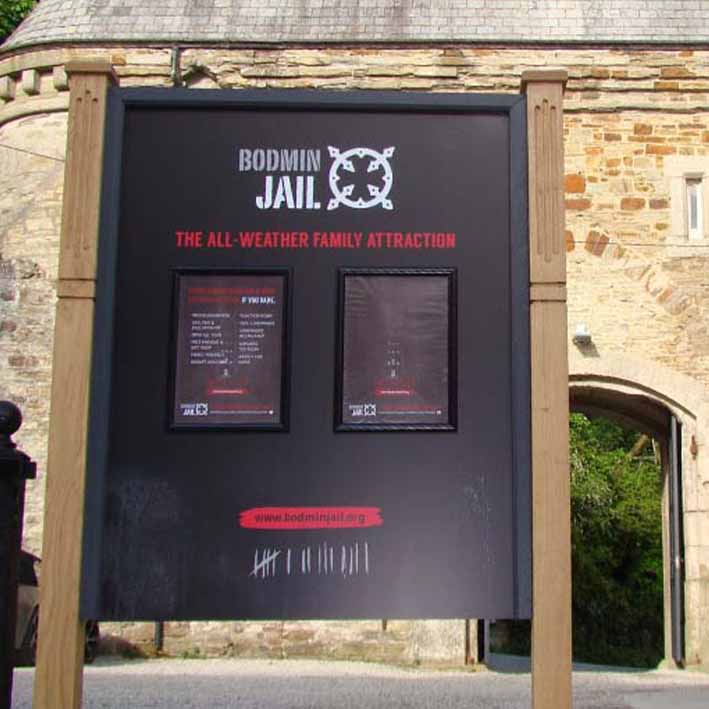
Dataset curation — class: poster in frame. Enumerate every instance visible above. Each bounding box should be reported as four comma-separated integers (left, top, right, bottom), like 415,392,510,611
336,267,457,431
169,268,290,430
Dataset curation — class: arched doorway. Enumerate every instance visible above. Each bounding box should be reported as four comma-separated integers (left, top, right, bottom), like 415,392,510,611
488,355,706,669
570,352,709,668
569,384,683,667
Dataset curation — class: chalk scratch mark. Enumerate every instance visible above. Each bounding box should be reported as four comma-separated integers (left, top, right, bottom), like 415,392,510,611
249,541,371,580
250,548,281,578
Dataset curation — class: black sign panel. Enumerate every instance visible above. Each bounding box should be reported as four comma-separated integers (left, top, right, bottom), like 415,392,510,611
171,271,289,429
83,89,530,622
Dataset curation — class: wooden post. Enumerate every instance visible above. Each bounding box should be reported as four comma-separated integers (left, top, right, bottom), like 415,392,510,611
521,70,572,709
33,61,116,709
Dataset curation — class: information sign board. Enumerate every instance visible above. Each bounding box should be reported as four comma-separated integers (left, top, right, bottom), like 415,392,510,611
82,89,531,621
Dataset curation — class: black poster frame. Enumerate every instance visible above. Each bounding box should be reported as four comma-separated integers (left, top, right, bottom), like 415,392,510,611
168,268,291,432
335,267,457,432
82,87,531,621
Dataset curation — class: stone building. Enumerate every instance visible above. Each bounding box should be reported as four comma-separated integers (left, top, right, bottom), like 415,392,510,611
0,0,708,668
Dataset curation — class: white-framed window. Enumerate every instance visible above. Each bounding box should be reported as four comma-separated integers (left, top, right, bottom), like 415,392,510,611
665,157,709,242
686,176,703,241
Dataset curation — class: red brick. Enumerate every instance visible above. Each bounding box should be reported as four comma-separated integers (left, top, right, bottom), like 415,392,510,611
585,231,609,257
633,123,653,136
650,199,669,209
604,132,622,142
8,354,39,368
621,197,645,211
591,68,610,79
646,144,677,155
565,174,586,193
566,198,592,211
660,67,695,79
565,230,575,252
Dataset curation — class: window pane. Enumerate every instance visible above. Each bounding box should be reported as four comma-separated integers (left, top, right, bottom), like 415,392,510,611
687,179,703,240
689,184,698,230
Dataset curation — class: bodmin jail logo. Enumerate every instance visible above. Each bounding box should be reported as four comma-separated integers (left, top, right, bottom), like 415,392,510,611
328,147,394,210
236,146,395,211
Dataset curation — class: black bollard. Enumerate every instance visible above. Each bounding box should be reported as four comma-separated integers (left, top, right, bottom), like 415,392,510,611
0,402,36,709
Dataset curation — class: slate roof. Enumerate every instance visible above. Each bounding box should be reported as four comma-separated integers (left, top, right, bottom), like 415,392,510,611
3,0,709,52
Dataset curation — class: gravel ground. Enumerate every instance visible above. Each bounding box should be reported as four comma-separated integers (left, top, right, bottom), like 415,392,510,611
10,657,709,708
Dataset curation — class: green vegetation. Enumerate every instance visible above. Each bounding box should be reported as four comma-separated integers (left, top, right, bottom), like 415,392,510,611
492,413,664,668
0,0,36,42
570,413,664,667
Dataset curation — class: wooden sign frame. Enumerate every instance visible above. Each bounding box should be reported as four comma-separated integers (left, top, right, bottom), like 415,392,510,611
522,70,572,709
33,61,570,709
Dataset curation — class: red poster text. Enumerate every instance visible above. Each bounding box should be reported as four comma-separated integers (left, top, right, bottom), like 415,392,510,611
176,230,456,250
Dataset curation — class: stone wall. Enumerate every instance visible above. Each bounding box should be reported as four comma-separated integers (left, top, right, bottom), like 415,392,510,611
0,111,66,556
1,44,708,667
101,619,471,666
565,109,709,382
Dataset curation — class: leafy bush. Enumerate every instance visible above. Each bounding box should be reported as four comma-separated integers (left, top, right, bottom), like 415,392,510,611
0,1,36,42
570,413,663,667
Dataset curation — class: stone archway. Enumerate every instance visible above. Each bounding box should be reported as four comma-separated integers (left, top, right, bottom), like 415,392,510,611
569,353,709,669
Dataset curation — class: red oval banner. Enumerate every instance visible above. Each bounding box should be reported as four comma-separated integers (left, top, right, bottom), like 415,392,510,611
239,506,383,530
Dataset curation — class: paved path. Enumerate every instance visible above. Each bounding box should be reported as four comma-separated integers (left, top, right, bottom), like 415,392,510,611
11,657,709,708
